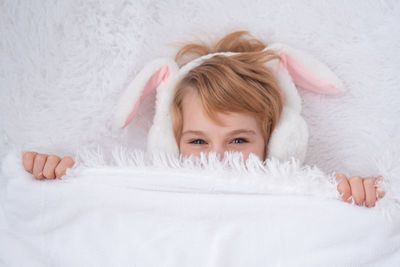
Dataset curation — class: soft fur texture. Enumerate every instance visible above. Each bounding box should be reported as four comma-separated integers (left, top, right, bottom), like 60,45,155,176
1,0,400,266
1,147,400,266
1,1,399,175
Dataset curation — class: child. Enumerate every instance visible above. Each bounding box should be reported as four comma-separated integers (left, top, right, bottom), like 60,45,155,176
22,31,385,207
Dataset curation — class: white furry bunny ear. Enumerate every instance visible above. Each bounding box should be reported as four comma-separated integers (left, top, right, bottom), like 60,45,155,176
112,58,178,131
270,43,344,94
265,43,344,163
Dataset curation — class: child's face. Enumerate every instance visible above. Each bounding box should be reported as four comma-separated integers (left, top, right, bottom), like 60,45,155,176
179,90,266,160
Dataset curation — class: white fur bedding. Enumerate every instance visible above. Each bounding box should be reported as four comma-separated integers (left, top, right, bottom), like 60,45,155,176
1,0,400,266
1,147,400,266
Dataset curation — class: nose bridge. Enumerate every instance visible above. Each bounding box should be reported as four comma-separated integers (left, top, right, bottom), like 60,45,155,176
211,142,226,158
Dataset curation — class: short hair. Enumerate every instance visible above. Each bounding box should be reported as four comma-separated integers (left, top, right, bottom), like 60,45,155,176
171,31,283,155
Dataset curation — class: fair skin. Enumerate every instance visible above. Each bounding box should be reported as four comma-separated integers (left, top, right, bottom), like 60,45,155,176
22,152,74,180
22,90,385,207
179,90,266,160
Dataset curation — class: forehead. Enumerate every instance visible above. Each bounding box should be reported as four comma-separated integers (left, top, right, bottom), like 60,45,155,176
181,90,261,131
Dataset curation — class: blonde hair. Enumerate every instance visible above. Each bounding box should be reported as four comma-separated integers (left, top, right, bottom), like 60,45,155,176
171,31,283,153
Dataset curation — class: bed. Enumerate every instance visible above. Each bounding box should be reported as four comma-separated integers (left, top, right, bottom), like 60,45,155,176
1,1,399,266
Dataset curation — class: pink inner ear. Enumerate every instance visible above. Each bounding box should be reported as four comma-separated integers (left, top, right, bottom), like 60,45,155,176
122,65,170,128
279,52,340,95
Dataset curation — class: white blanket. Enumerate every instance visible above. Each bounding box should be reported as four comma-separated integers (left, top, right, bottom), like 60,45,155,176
1,147,399,267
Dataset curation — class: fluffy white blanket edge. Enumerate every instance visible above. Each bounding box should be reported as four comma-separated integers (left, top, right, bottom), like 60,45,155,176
1,146,400,266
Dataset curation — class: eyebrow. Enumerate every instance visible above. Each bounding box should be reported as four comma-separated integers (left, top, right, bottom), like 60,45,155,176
181,129,256,137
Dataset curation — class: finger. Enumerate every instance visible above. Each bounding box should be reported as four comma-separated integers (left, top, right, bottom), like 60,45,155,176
376,176,386,199
363,177,377,208
22,152,38,173
42,155,61,180
335,173,352,203
349,176,365,206
32,154,48,180
55,156,75,179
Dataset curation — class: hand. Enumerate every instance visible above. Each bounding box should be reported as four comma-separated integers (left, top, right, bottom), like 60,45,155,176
22,151,75,180
335,173,385,208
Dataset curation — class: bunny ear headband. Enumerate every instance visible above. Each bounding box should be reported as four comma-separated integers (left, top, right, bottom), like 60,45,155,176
112,43,344,163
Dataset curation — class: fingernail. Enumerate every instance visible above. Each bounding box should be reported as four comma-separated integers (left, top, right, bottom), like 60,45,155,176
38,172,42,177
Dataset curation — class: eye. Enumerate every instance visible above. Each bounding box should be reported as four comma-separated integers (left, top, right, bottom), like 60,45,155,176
189,139,207,145
231,138,248,144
